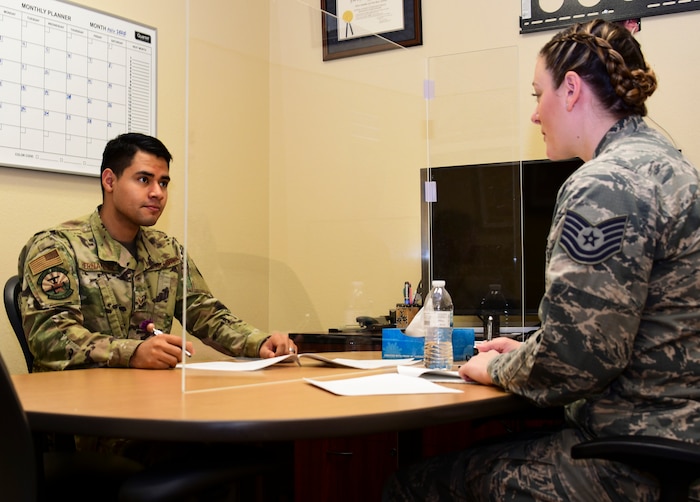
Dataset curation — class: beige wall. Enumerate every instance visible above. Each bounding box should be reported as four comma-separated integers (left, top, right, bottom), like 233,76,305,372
2,0,699,373
267,0,700,333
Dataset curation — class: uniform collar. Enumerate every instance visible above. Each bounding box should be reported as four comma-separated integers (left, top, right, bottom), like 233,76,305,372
90,207,139,269
593,115,646,159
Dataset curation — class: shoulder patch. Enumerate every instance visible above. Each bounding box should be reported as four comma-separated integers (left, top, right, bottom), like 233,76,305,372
28,249,64,276
38,267,73,300
558,210,627,265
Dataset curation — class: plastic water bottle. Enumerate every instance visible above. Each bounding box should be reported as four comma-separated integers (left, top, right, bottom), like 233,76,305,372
423,280,453,370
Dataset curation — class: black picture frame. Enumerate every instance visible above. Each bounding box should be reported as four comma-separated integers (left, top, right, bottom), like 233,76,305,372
520,0,700,34
321,0,422,61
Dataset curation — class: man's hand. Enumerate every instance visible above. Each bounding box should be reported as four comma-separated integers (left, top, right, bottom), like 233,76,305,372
458,337,522,385
259,332,297,358
130,334,195,369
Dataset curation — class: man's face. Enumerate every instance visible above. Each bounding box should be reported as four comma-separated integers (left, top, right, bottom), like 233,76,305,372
103,150,170,230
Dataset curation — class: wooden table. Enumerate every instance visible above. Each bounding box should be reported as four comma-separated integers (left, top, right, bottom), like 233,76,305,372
12,352,529,443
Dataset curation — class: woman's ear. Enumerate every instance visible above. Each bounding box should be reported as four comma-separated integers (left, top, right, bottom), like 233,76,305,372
563,71,582,112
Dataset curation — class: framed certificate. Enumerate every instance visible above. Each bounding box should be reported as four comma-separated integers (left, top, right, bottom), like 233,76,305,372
321,0,422,61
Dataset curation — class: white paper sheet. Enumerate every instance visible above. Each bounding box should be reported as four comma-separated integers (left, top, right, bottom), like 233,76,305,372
304,373,463,396
309,355,415,369
178,355,293,371
397,365,473,384
178,354,417,372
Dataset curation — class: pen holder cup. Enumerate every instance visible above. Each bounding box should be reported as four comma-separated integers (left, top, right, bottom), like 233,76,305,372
395,305,420,329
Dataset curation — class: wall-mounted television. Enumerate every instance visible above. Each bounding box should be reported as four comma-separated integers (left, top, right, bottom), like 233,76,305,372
420,158,583,325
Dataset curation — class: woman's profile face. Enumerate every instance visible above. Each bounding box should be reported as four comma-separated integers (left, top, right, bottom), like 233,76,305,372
530,57,575,161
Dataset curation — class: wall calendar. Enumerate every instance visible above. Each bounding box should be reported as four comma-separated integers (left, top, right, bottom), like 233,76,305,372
0,0,156,176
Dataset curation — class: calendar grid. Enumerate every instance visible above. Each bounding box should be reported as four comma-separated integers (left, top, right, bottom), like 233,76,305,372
0,0,156,176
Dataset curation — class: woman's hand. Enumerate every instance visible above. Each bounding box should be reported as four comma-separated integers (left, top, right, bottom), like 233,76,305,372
458,337,522,385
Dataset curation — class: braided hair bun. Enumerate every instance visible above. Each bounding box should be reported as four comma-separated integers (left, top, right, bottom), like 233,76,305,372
540,19,657,117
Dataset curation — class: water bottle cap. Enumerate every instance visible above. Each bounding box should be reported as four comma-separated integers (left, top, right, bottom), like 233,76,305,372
431,280,445,288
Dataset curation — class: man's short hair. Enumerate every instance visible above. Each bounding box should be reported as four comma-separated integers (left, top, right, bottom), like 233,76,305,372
100,133,173,179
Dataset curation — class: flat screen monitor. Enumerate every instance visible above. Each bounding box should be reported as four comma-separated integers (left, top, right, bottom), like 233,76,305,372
420,158,583,323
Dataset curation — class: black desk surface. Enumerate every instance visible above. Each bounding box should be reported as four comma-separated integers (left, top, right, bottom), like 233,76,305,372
290,331,382,352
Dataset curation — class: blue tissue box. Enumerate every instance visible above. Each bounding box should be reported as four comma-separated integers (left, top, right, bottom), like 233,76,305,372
381,327,475,361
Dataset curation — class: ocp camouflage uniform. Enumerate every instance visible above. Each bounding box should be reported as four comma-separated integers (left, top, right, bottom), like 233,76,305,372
385,117,700,501
18,208,269,372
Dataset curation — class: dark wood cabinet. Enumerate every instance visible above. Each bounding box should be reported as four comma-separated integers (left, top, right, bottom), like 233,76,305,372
290,333,563,501
294,432,398,502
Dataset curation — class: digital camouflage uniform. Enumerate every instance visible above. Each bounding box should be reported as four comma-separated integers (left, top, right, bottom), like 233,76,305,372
18,208,269,372
385,116,700,501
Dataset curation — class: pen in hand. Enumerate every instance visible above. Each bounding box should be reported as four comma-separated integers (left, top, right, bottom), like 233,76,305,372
139,319,192,358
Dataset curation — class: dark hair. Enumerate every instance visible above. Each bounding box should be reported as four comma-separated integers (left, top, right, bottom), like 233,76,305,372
539,19,657,118
100,133,173,178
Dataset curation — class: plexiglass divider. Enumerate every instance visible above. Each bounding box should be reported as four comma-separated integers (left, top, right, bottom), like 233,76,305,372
424,48,525,333
179,2,523,391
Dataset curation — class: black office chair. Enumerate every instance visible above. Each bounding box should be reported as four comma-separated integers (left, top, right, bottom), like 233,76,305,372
2,276,285,501
0,348,286,501
4,275,34,372
0,348,146,501
571,435,700,502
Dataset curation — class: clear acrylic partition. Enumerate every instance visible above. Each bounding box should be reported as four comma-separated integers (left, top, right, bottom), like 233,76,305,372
180,0,429,391
425,48,527,333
